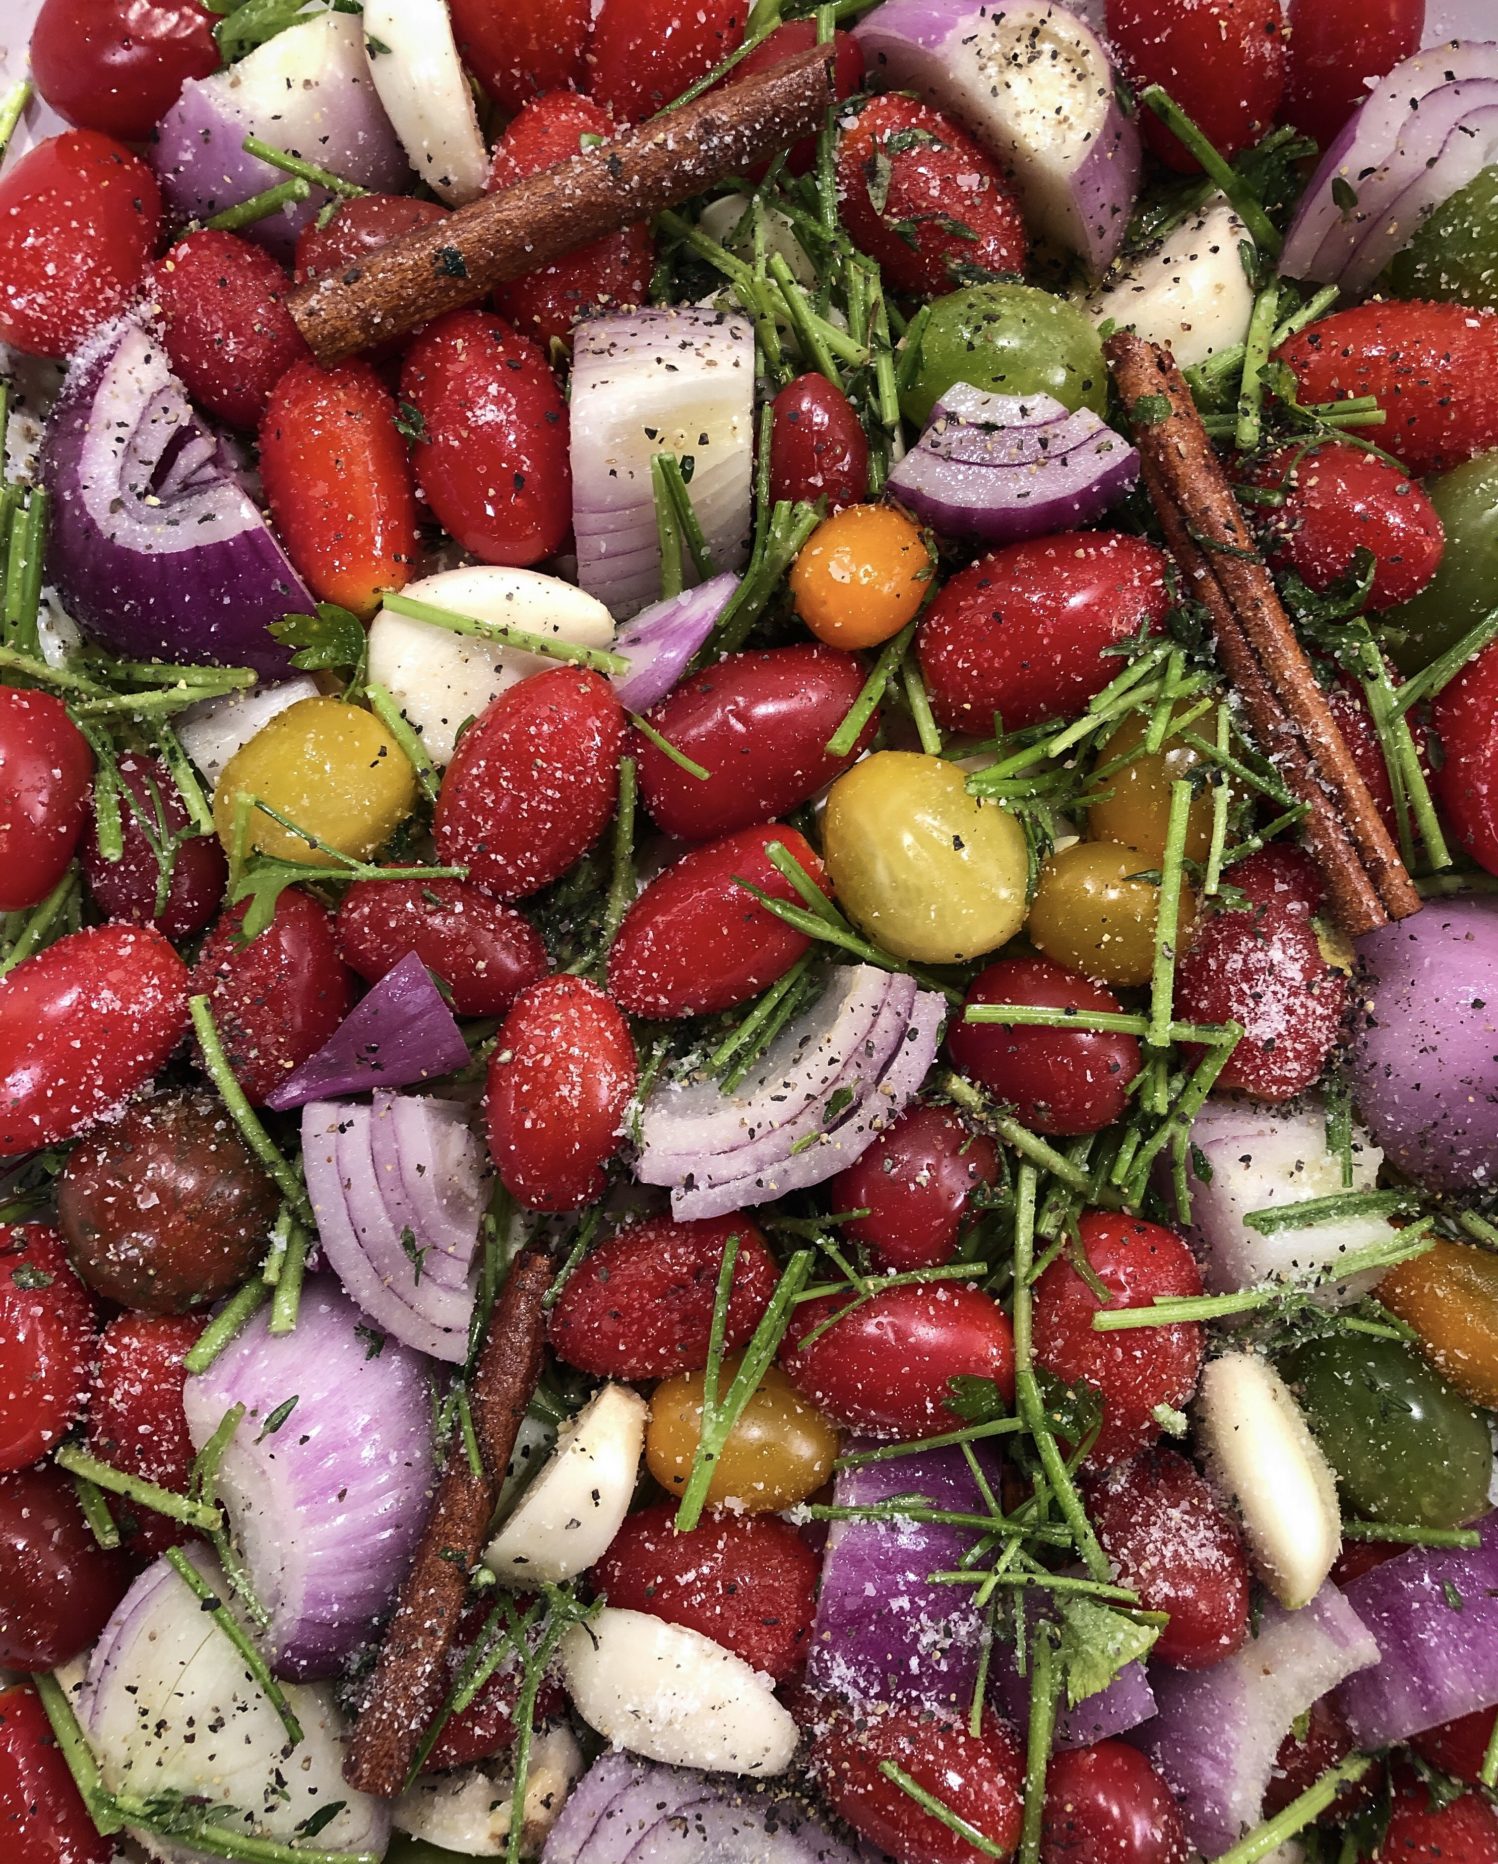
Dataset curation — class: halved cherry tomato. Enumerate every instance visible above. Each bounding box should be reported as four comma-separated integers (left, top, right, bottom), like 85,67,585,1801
1377,1773,1498,1864
1434,640,1498,877
1106,0,1286,171
0,1465,129,1670
0,1226,94,1475
87,1312,203,1557
831,1102,999,1272
1283,0,1423,149
589,0,744,123
0,687,92,913
150,229,308,430
29,0,218,143
769,374,871,511
448,0,588,113
0,1681,112,1864
335,876,548,1017
1042,1741,1188,1864
82,752,226,941
726,22,865,176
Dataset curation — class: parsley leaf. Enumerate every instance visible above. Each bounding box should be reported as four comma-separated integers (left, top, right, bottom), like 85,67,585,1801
270,602,367,677
1056,1596,1160,1707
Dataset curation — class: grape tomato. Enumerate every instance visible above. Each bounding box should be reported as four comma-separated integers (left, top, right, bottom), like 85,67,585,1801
335,876,549,1017
1041,1741,1188,1864
87,1311,204,1557
82,751,226,941
645,1359,839,1513
831,1102,1000,1271
150,231,308,431
0,686,93,915
0,1225,94,1475
0,1464,130,1671
29,0,218,143
768,375,871,512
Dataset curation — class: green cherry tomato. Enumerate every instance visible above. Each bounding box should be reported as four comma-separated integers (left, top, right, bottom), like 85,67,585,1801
1385,165,1498,311
1281,1334,1494,1530
1380,449,1498,672
900,283,1108,427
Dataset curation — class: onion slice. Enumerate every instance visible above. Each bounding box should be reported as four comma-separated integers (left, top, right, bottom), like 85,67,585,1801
176,677,322,787
361,0,490,206
610,574,740,711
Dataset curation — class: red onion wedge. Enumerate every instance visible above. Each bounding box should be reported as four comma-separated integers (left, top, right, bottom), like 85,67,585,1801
887,386,1139,544
182,1277,436,1678
855,0,1140,277
988,1593,1158,1751
369,1088,490,1288
610,574,740,712
40,320,311,675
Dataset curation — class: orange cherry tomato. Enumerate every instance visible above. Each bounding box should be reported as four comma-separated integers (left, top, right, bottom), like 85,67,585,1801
790,504,931,649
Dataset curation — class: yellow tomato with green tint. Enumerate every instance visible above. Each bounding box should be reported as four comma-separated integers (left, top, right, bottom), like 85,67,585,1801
1028,840,1196,988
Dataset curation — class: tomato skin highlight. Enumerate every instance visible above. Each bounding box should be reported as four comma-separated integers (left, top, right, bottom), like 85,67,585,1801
1283,0,1423,150
448,0,588,113
30,0,218,143
1377,1774,1498,1864
0,1679,113,1864
1413,1706,1498,1787
1041,1741,1188,1864
150,230,308,431
769,374,871,512
589,0,744,123
87,1311,204,1558
0,1464,130,1671
335,875,549,1017
831,1102,999,1273
0,687,92,914
0,1226,94,1476
1434,641,1498,877
1107,0,1286,172
82,752,227,942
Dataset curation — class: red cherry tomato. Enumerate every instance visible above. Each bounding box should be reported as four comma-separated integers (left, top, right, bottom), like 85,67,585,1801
1326,669,1427,846
0,1226,94,1475
918,534,1169,734
335,875,548,1018
259,358,418,619
87,1312,204,1559
485,975,636,1210
29,0,217,143
191,890,356,1107
0,687,92,913
1224,844,1324,919
1041,1741,1188,1864
1378,1774,1498,1864
1283,0,1423,149
422,1601,566,1772
1263,1699,1367,1821
837,95,1027,298
589,0,743,123
149,229,308,430
782,1281,1016,1441
1175,903,1345,1102
1106,0,1286,172
1276,303,1498,477
1087,1447,1251,1669
401,308,572,568
948,958,1142,1137
726,22,865,176
592,1502,819,1680
435,666,625,902
1413,1706,1498,1787
294,193,450,285
0,1682,112,1864
0,925,189,1158
1435,640,1498,877
1330,1539,1403,1588
830,1102,999,1273
1032,1211,1204,1467
448,0,588,114
769,375,872,512
548,1214,780,1379
487,92,652,349
0,131,161,357
0,1465,130,1670
82,752,226,941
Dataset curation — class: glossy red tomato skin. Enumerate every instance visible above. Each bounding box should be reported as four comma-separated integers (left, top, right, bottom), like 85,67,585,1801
191,890,355,1108
727,22,866,176
0,926,189,1159
423,1605,566,1771
783,1282,1015,1441
448,0,588,113
0,131,161,357
948,958,1142,1137
87,1312,203,1558
0,1465,130,1670
607,825,829,1018
1032,1212,1204,1467
769,375,871,511
837,94,1026,298
1041,1741,1188,1864
0,1227,94,1476
82,752,226,941
30,0,217,143
436,667,626,902
918,534,1169,735
1434,641,1498,877
1224,843,1324,919
0,1682,112,1864
1277,303,1498,477
1263,1699,1367,1821
589,0,743,123
0,688,92,914
486,975,636,1210
1283,0,1423,149
1106,0,1286,172
1378,1774,1498,1864
150,230,307,431
549,1214,780,1378
1413,1706,1498,1786
401,309,572,567
335,876,548,1017
295,193,450,286
831,1103,999,1273
1087,1448,1251,1669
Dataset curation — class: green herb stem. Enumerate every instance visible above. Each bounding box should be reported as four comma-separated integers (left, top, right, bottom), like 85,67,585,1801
1019,1628,1059,1864
1233,282,1280,452
72,1472,121,1550
241,135,366,198
0,80,31,164
270,1214,309,1335
879,1762,1007,1859
1138,87,1282,254
33,1672,122,1836
165,1547,303,1749
1207,1756,1374,1864
190,997,311,1222
1243,1188,1418,1233
185,1279,270,1374
0,867,78,980
826,618,920,758
365,682,440,806
206,177,311,233
381,591,631,676
54,1444,222,1533
1341,1520,1480,1548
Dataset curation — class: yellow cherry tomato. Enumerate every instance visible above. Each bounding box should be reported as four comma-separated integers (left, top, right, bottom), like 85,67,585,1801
214,696,418,867
1087,713,1222,865
1028,840,1197,988
789,503,930,649
645,1359,840,1512
1381,1240,1498,1408
823,751,1029,964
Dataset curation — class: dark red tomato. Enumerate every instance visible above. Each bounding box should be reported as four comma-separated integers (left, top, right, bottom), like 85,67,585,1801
294,192,450,285
1327,671,1418,845
1378,1774,1498,1864
1032,1211,1204,1467
1106,0,1286,171
486,975,636,1210
1086,1448,1251,1669
607,825,829,1017
726,22,866,176
422,1602,566,1771
782,1282,1015,1441
82,752,226,941
150,230,307,430
0,1465,129,1670
0,1682,112,1864
0,926,189,1159
1224,843,1324,919
0,687,92,913
1414,1706,1498,1786
1435,640,1498,877
435,666,625,902
948,958,1142,1137
1330,1538,1402,1587
769,375,871,512
831,1102,999,1272
87,1312,203,1558
30,0,217,143
548,1213,780,1378
918,534,1169,734
589,0,743,123
448,0,588,113
837,94,1027,298
1174,903,1345,1102
259,358,418,619
636,645,874,842
0,1226,93,1475
1276,303,1498,477
812,1703,1024,1864
191,889,355,1107
592,1503,819,1680
1283,0,1423,148
1263,1699,1368,1820
0,131,161,357
335,876,548,1017
401,309,572,567
488,92,652,348
1041,1741,1187,1864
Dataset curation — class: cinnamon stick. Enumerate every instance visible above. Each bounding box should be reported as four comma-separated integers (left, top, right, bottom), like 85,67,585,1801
289,45,839,365
344,1245,552,1800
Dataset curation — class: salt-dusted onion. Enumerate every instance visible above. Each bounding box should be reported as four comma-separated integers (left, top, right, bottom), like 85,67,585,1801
610,574,739,711
176,677,321,787
361,0,489,206
1085,198,1256,370
398,1725,584,1858
369,1087,490,1284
